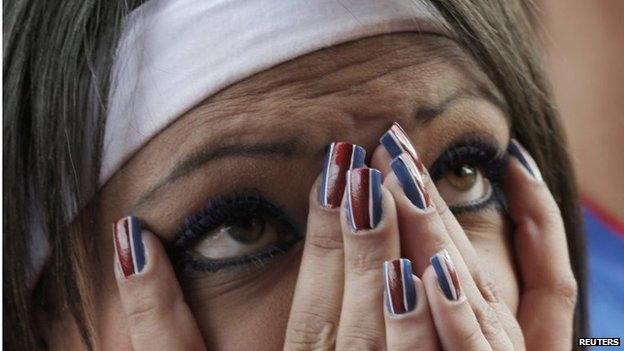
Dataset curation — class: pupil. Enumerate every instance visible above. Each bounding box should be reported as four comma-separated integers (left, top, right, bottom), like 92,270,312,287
455,165,475,178
229,217,265,243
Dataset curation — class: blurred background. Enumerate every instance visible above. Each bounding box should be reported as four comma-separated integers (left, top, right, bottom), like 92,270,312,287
539,0,624,342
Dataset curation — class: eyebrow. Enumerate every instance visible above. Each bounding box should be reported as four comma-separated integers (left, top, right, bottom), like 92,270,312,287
136,85,507,207
416,85,509,122
135,138,304,206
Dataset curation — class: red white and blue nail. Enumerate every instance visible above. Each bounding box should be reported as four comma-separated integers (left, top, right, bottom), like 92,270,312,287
113,216,145,278
319,142,366,208
430,249,462,301
346,168,382,231
384,259,417,314
507,139,543,181
390,153,431,210
380,122,426,174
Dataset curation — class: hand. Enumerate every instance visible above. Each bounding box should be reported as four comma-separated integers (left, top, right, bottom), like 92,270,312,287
284,143,439,350
371,136,577,350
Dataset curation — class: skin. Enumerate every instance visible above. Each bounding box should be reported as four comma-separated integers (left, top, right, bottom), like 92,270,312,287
44,34,576,349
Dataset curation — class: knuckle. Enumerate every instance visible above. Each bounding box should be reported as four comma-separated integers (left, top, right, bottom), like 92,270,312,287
285,310,337,351
338,325,386,351
536,205,565,229
345,250,385,277
462,325,486,350
473,303,504,342
434,199,452,220
305,232,343,255
551,275,578,309
386,341,423,351
126,294,179,328
474,269,500,304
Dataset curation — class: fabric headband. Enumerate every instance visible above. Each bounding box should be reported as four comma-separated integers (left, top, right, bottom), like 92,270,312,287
102,0,451,185
30,0,452,286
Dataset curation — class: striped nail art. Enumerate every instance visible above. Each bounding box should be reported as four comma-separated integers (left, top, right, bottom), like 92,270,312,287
390,153,431,209
384,259,417,314
430,250,462,301
319,142,366,208
508,139,543,181
380,122,426,174
113,216,145,278
346,168,382,231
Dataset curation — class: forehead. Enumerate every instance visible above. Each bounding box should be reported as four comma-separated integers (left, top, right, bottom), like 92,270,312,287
107,33,507,208
151,34,500,148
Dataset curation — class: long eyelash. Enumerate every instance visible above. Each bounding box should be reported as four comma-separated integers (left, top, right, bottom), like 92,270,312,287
171,190,293,250
168,190,300,272
429,134,508,213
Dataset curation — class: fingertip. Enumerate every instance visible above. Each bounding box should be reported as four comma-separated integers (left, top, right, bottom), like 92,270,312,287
115,228,165,284
308,173,327,210
383,172,405,197
422,265,438,287
504,153,562,229
507,139,543,182
370,143,392,176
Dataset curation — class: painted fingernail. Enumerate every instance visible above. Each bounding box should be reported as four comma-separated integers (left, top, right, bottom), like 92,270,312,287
390,153,431,209
380,122,426,175
384,259,417,314
113,216,146,278
319,142,366,208
508,139,543,181
346,168,382,231
430,249,462,301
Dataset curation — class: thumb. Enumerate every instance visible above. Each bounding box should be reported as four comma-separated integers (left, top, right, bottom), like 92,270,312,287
113,216,207,351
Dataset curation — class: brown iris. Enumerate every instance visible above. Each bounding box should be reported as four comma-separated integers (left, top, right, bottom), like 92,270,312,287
226,218,265,243
446,165,477,191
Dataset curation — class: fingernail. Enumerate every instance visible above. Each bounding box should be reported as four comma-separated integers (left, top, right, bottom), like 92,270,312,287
508,139,543,181
380,122,426,175
384,259,417,314
113,216,146,278
430,249,462,301
319,142,366,208
390,153,431,210
346,168,382,231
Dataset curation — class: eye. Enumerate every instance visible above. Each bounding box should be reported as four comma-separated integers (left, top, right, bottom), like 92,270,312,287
170,192,301,273
188,217,276,260
429,136,506,212
435,164,492,207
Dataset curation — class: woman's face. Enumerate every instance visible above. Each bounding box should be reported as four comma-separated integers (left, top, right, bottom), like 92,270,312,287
66,34,517,350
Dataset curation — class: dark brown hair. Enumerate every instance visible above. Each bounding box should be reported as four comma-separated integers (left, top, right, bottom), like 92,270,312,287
3,0,586,349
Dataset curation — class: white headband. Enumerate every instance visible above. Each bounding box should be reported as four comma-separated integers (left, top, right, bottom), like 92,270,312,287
31,0,451,286
102,0,450,185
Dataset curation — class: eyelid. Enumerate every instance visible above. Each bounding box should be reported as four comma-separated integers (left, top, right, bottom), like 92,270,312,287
167,190,302,273
171,190,294,249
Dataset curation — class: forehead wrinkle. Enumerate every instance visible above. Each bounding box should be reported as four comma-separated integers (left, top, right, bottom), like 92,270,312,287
205,34,466,105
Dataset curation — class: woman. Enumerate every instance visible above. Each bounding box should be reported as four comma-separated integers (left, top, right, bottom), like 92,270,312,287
4,0,586,349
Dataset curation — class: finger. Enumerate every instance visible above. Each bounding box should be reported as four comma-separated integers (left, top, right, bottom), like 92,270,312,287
113,216,206,351
423,256,493,351
505,139,577,350
375,124,523,348
285,142,365,350
384,259,439,351
335,168,399,350
381,156,515,349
